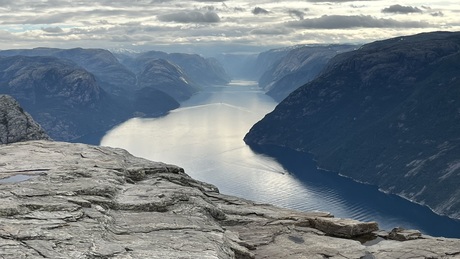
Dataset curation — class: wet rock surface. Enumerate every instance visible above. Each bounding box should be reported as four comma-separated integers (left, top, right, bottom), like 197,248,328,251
1,140,459,258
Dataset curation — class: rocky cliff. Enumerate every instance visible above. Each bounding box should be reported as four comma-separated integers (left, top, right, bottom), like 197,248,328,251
245,31,460,220
137,59,197,101
1,140,459,258
0,95,50,144
258,45,356,101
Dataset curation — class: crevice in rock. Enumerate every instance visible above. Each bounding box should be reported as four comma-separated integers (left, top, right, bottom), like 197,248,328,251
19,240,47,258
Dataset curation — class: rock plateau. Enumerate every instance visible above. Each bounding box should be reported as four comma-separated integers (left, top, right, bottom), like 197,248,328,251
1,140,459,258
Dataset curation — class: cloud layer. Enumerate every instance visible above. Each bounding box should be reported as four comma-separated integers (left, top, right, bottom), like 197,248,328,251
382,5,422,14
0,0,457,54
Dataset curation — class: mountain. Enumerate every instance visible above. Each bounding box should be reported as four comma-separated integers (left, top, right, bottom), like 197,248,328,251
0,48,137,96
214,52,259,80
0,95,50,144
0,56,178,141
2,140,460,257
119,50,231,87
258,45,356,101
137,59,197,101
253,46,294,80
244,31,460,220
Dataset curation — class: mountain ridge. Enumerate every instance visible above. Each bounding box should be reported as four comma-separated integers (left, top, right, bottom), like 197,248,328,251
245,31,460,220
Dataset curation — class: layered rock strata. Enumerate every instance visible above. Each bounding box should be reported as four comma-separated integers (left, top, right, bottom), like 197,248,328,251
0,140,459,258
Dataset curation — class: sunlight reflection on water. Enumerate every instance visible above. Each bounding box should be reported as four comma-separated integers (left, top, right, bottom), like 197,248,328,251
101,81,460,237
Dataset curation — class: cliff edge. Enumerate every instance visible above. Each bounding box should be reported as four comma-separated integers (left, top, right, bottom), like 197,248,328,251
0,95,50,144
0,140,459,258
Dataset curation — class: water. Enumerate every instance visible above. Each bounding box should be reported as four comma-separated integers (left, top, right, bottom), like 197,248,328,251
101,80,460,238
0,174,36,184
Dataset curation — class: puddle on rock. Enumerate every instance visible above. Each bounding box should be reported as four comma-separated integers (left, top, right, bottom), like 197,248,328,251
0,174,37,184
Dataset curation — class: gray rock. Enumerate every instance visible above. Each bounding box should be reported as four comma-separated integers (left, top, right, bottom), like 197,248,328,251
0,140,459,258
0,95,51,144
388,227,423,241
309,216,379,238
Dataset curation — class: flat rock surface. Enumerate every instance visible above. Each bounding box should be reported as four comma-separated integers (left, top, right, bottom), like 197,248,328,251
1,140,459,258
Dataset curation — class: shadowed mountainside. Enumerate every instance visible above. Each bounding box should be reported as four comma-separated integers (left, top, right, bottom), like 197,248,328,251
0,56,178,141
245,31,460,220
0,48,137,96
118,50,231,88
258,45,356,101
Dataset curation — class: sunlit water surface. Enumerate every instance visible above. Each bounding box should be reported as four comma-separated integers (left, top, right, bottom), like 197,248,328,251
101,80,460,237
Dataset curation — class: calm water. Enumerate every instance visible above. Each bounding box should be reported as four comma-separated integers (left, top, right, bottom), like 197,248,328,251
101,80,460,238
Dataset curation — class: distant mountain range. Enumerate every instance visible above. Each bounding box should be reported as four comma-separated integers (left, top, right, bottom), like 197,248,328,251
245,31,460,220
257,45,356,101
0,48,230,141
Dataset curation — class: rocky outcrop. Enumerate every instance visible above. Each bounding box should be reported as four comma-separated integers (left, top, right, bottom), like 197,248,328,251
245,31,460,219
1,140,459,258
0,95,50,144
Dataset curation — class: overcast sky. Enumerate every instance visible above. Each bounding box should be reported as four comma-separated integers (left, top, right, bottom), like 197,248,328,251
0,0,458,55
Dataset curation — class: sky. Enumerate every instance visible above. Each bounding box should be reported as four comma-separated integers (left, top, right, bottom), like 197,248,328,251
0,0,458,55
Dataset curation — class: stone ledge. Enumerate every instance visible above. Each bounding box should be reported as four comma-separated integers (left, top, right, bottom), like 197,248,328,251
1,140,459,258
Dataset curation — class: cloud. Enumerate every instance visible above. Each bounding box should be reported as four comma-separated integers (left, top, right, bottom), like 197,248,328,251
288,10,306,20
286,15,430,29
430,11,444,17
252,7,269,15
41,26,64,33
306,0,373,2
158,11,220,23
250,27,291,35
382,5,422,14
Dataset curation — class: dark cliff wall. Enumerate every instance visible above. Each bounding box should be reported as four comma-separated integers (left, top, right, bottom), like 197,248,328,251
245,31,460,219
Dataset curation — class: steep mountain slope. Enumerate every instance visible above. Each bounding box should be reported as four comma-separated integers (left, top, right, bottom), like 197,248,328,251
253,47,293,80
0,95,50,144
137,59,196,101
259,45,356,101
0,48,137,96
214,52,258,79
120,51,231,87
0,56,178,141
245,31,460,219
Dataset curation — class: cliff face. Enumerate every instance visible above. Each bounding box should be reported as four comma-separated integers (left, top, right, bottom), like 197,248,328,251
245,31,460,219
0,95,50,144
1,140,459,258
258,45,356,101
137,59,197,101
